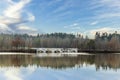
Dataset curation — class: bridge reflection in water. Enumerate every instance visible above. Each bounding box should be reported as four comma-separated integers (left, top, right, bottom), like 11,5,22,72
0,54,120,70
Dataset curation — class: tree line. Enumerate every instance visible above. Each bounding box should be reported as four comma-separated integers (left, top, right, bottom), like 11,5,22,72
0,32,120,51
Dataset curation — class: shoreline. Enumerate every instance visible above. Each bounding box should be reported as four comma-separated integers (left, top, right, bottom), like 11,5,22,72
0,52,119,55
0,52,34,56
0,49,36,53
0,49,120,54
78,51,120,54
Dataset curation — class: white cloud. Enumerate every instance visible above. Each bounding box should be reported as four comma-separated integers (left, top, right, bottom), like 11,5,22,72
71,23,79,26
27,13,35,22
17,25,37,32
16,25,38,35
90,21,99,25
0,23,10,30
7,0,15,4
99,0,120,8
90,27,113,35
4,0,31,19
0,0,36,34
91,0,120,10
0,16,20,24
85,27,120,39
64,23,80,30
98,13,120,19
0,23,13,33
71,27,81,30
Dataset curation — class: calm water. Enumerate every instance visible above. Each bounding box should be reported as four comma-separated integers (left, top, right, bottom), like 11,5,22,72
0,54,120,80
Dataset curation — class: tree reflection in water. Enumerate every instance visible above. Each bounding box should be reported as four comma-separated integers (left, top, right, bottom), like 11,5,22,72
0,54,120,71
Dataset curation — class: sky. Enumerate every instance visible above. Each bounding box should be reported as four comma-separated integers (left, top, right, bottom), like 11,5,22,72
0,0,120,38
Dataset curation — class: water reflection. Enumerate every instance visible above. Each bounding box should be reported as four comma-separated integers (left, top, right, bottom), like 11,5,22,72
0,54,120,70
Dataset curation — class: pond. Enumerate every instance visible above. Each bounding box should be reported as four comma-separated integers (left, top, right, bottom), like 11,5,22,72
0,54,120,80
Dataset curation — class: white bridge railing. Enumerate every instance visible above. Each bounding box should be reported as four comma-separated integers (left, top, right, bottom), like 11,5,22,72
31,48,78,54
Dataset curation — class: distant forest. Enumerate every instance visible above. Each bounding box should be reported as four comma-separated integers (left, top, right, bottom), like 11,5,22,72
0,31,120,51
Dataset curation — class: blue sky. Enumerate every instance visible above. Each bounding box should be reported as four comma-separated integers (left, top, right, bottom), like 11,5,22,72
0,0,120,38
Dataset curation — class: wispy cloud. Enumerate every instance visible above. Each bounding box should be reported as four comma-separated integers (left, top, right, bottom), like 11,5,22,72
91,0,120,19
90,21,99,25
99,0,120,8
17,25,37,35
64,23,81,30
18,25,36,31
3,0,31,19
39,0,82,22
38,0,63,11
0,23,12,33
0,0,37,34
97,13,120,19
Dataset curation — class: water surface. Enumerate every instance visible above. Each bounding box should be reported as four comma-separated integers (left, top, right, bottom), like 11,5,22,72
0,54,120,80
